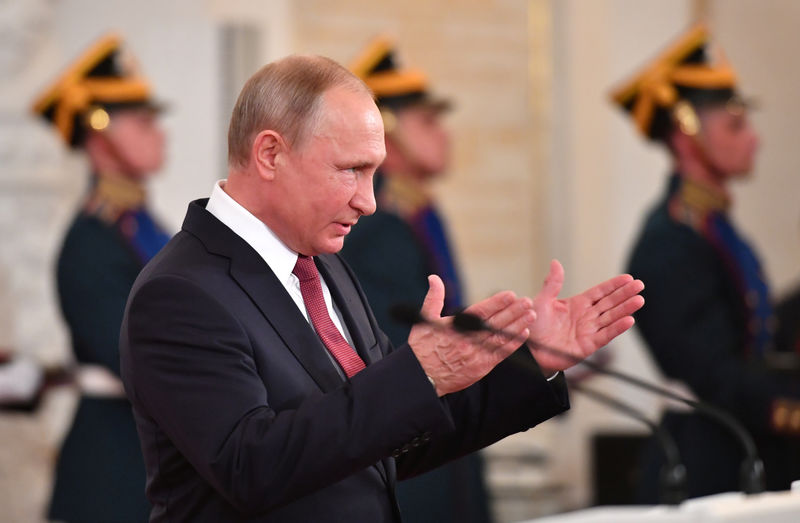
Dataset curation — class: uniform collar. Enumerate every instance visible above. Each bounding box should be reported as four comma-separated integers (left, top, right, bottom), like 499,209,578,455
377,173,433,219
668,173,731,231
83,173,146,223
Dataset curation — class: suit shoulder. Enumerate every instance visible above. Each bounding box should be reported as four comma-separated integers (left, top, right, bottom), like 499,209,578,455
133,230,220,287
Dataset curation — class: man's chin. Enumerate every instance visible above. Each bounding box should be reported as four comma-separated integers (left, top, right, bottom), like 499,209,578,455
317,238,346,255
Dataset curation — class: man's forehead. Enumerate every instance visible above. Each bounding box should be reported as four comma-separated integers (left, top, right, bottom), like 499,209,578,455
315,87,383,134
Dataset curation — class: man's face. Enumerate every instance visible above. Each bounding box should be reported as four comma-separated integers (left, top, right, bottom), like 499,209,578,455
698,106,759,178
393,105,450,177
269,86,385,256
106,108,165,178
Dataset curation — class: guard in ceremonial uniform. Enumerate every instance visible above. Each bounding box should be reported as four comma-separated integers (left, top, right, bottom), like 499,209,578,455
341,37,492,522
611,24,800,502
32,34,169,521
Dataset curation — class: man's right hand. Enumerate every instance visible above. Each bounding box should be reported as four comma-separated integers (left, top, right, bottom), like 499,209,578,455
407,275,536,396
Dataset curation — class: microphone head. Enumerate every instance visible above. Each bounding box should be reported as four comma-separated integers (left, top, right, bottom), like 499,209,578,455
389,304,425,326
659,463,687,505
452,312,487,333
740,457,766,495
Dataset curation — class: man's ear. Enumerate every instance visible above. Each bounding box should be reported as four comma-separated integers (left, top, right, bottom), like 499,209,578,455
251,130,285,180
670,127,699,159
83,128,114,163
381,133,400,171
382,125,410,173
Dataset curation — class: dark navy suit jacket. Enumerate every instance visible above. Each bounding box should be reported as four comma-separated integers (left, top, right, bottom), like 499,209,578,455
120,200,569,522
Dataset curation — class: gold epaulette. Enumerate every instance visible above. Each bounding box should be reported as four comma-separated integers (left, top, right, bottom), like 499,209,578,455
83,175,146,224
668,177,730,232
378,175,432,220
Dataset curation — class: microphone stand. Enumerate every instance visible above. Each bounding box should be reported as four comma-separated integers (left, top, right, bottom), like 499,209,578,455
388,304,765,496
571,383,687,505
449,310,766,495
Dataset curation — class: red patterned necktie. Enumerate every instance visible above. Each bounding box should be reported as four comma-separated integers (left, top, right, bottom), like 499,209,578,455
293,255,366,378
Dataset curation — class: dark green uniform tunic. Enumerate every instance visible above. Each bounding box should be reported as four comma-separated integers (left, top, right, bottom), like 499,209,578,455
629,174,800,501
49,176,169,522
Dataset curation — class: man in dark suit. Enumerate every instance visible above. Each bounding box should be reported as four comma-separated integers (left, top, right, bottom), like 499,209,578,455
120,54,644,522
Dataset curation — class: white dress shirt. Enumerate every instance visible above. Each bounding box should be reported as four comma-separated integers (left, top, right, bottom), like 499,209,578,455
206,180,356,375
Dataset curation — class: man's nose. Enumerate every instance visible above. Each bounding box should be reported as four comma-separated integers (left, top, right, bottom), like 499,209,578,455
352,175,376,216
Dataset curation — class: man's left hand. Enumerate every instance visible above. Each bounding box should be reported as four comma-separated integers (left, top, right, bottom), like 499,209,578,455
527,259,644,373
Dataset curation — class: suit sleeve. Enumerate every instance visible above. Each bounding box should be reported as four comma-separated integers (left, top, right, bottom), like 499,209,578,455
395,347,569,479
122,274,453,515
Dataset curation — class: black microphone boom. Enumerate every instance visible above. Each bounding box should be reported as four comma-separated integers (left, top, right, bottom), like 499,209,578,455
388,303,426,328
571,383,687,505
448,309,766,495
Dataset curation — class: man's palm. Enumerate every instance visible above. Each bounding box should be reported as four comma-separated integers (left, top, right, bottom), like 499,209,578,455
528,260,644,372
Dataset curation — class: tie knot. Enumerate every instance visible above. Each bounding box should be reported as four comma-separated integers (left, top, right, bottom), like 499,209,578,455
293,255,318,283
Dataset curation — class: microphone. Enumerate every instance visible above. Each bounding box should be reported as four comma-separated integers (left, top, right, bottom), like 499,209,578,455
388,303,426,328
570,383,687,505
450,310,766,496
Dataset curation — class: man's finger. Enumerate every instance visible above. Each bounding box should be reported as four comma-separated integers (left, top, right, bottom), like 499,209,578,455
457,298,533,347
596,295,645,328
420,274,446,321
483,297,535,332
592,279,644,316
491,311,534,349
591,316,636,348
475,300,536,347
463,290,517,320
539,259,565,300
581,273,635,304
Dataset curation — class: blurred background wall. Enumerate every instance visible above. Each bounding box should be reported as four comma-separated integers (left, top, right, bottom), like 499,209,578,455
1,0,799,520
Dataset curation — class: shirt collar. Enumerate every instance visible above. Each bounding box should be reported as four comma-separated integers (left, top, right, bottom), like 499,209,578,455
206,179,299,285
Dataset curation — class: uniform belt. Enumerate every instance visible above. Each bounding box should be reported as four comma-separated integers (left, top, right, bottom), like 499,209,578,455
76,365,126,398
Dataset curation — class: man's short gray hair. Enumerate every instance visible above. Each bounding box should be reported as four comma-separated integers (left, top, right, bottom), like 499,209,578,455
227,55,371,168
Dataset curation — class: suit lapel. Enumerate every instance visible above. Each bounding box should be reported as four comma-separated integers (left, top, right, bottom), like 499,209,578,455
316,255,381,366
183,200,343,393
230,254,345,392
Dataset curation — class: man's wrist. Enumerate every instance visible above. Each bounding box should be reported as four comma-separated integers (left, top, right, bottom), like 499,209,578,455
426,374,443,396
